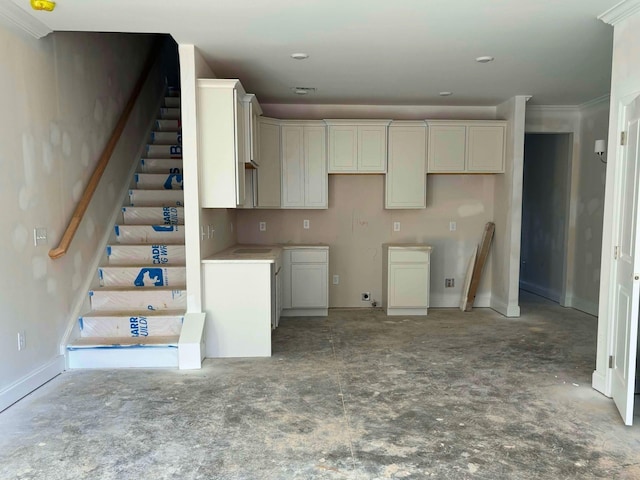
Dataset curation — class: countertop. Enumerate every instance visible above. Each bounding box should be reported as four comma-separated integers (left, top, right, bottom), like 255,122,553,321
202,244,329,263
383,243,433,250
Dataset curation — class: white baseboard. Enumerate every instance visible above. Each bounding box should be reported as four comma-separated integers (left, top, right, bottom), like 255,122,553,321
570,296,599,317
0,356,64,412
490,296,521,317
592,370,610,397
430,292,491,308
519,280,561,303
179,313,205,370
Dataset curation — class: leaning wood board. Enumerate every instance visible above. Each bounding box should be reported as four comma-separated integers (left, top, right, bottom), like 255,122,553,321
460,246,478,311
463,222,496,311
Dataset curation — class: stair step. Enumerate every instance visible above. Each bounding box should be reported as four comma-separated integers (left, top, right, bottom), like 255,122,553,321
129,189,183,207
154,119,180,132
89,287,187,311
122,206,184,225
159,107,180,120
99,265,186,287
114,224,185,244
79,311,184,337
146,144,182,158
163,97,181,108
166,87,180,97
139,158,183,174
150,131,182,145
106,244,186,265
67,335,179,369
135,173,183,190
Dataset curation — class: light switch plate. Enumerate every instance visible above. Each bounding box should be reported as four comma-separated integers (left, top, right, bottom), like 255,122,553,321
303,219,310,229
393,222,401,232
259,222,266,232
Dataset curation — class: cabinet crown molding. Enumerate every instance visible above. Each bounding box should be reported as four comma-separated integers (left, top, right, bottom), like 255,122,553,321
324,119,392,125
197,78,246,95
0,1,52,38
598,0,640,25
425,119,507,125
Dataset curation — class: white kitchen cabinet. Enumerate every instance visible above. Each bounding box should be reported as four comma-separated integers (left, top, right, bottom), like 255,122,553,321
281,122,328,209
383,245,431,316
281,246,329,316
385,122,427,209
326,120,390,173
242,93,262,167
426,120,506,173
256,117,281,208
197,79,246,208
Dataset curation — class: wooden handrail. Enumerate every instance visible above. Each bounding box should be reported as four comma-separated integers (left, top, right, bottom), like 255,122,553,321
49,39,162,260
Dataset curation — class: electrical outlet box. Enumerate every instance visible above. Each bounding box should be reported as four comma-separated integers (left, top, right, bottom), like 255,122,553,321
303,219,310,229
449,221,457,232
332,275,339,285
259,221,266,232
17,332,26,351
361,292,370,301
393,222,401,232
445,278,455,288
34,227,47,246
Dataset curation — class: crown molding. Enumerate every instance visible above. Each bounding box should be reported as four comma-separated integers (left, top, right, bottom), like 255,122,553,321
598,0,640,26
579,94,611,109
0,1,52,38
526,105,580,113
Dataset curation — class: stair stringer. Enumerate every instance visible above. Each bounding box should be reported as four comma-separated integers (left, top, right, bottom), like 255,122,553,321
59,83,168,360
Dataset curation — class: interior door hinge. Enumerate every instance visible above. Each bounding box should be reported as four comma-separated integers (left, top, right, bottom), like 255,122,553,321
609,355,614,368
621,131,626,146
614,246,619,259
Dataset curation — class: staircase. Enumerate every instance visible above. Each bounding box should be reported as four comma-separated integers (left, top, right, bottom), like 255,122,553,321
67,91,186,368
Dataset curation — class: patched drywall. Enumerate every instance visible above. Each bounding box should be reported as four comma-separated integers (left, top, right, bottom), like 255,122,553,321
237,174,495,308
0,25,154,411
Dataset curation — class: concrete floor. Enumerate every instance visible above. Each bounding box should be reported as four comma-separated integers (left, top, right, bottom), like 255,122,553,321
2,293,640,479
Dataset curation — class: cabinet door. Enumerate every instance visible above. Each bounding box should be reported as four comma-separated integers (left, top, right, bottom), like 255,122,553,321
234,93,246,205
428,124,466,173
291,264,328,308
467,125,505,172
386,126,426,209
358,125,387,172
281,126,305,208
304,126,328,208
256,120,281,208
328,125,357,172
388,264,428,308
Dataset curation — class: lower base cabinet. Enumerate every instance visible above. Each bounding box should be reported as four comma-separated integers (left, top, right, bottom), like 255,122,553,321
383,244,432,316
281,246,329,316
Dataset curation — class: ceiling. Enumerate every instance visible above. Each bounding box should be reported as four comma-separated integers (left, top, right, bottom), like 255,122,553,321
16,0,619,106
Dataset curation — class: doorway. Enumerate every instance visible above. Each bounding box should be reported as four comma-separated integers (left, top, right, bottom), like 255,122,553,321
520,133,573,304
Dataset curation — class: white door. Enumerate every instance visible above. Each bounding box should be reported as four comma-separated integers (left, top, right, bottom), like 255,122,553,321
612,95,640,425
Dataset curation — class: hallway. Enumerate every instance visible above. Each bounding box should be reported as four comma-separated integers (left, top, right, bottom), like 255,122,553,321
1,295,639,479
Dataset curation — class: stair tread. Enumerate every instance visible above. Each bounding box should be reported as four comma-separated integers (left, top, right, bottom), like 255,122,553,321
69,335,180,348
99,265,185,270
91,286,186,292
80,309,186,318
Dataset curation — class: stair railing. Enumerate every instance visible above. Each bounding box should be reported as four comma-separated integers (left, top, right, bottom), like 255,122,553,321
49,38,162,260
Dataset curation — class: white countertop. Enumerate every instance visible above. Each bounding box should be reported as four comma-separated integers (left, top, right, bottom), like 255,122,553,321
383,243,433,250
202,244,330,263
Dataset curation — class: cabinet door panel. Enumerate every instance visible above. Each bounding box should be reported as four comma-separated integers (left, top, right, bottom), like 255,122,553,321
234,94,246,205
386,126,426,208
358,125,387,172
388,264,428,308
304,126,328,208
428,125,466,173
281,126,305,207
257,120,281,207
467,125,505,172
291,264,328,308
328,126,357,172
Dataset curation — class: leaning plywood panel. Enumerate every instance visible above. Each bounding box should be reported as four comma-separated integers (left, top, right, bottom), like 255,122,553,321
464,222,496,311
460,246,478,311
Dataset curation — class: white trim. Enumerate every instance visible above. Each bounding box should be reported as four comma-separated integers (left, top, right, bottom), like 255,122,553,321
570,295,599,317
519,280,561,303
0,355,64,412
526,105,580,113
178,312,206,369
429,292,491,308
490,295,521,317
280,308,329,317
579,94,611,110
0,1,52,38
592,370,610,396
598,0,640,26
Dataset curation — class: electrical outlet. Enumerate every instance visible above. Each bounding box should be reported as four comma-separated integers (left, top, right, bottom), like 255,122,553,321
393,222,401,232
449,221,457,232
17,332,26,351
34,227,47,246
445,278,455,288
361,292,370,301
303,219,310,229
332,274,340,285
259,221,266,232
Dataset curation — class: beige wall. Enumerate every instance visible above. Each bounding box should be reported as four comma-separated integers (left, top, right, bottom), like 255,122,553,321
0,25,155,410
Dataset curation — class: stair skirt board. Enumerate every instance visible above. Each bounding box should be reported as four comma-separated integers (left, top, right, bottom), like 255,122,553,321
79,312,184,337
106,244,186,265
150,131,182,145
139,158,183,173
155,119,180,131
67,336,179,369
129,189,184,206
146,144,182,158
89,288,187,311
134,173,183,190
98,265,186,287
122,206,184,225
114,225,185,244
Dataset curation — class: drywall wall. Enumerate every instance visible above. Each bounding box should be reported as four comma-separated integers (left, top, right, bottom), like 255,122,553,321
595,6,640,396
520,133,571,303
178,44,237,312
0,25,155,411
491,96,528,317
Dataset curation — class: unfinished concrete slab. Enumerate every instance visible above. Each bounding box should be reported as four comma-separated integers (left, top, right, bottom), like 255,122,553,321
1,293,640,479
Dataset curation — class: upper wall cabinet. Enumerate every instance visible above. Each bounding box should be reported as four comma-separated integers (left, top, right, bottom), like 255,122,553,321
326,120,391,173
281,121,328,209
242,94,262,168
426,120,506,174
385,122,427,209
197,79,246,208
256,117,281,208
